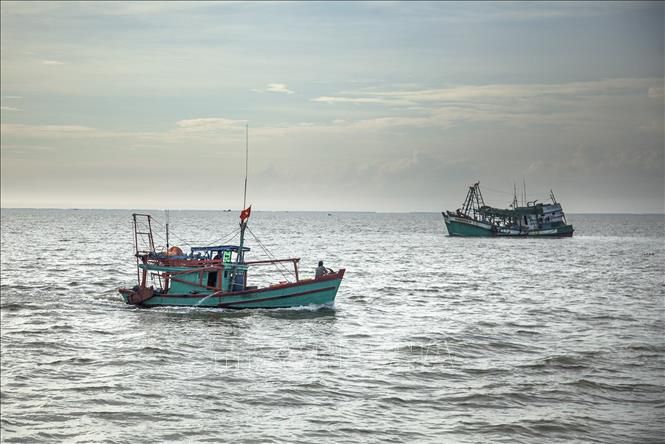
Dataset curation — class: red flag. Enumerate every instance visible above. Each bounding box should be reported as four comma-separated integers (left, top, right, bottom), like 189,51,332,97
240,205,252,223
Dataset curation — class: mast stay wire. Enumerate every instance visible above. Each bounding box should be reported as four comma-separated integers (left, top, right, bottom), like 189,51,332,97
238,126,294,282
480,185,513,196
205,227,242,247
246,225,295,281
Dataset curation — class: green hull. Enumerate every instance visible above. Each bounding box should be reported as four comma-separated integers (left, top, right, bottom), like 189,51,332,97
120,271,344,309
443,214,574,237
443,182,574,238
444,218,494,237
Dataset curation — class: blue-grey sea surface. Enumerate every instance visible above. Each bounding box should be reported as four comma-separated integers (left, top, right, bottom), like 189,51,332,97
1,209,663,443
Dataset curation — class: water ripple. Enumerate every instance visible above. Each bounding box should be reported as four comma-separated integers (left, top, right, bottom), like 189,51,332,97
1,210,663,442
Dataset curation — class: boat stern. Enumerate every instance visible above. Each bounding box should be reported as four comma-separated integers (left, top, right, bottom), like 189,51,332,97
118,286,154,305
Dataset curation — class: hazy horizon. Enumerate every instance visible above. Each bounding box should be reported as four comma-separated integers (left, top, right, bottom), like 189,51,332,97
2,207,664,216
2,2,663,213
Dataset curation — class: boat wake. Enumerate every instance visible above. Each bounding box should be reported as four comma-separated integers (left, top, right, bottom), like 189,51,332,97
269,302,335,312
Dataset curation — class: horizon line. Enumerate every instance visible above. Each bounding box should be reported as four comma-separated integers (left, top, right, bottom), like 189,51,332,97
1,207,664,216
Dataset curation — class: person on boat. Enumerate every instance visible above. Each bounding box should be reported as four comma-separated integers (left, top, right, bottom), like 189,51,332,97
315,261,333,278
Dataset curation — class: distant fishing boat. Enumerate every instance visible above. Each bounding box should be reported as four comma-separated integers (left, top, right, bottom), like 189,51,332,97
118,126,345,308
442,182,574,237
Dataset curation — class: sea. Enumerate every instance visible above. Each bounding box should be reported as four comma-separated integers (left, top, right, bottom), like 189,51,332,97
1,209,663,443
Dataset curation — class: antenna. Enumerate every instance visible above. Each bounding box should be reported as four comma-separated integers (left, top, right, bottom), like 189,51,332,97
522,177,526,207
512,182,518,208
165,209,170,250
237,124,250,268
243,124,248,210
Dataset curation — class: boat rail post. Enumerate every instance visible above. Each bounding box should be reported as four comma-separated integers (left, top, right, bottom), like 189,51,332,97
146,215,155,253
218,264,224,291
162,271,170,292
293,259,299,282
132,214,140,286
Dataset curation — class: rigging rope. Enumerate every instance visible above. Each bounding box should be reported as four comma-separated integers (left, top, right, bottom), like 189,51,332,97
205,227,241,247
246,225,295,282
479,185,513,196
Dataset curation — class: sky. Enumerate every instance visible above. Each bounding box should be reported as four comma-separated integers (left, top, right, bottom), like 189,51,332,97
1,1,663,213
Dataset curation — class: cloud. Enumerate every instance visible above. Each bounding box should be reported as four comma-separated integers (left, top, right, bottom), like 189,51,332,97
0,123,95,138
321,78,659,106
648,87,664,99
175,117,247,132
268,83,293,94
348,116,431,130
1,1,228,17
377,150,422,175
2,123,94,132
0,120,248,146
312,96,413,106
1,106,21,111
252,83,294,94
1,143,56,154
307,78,664,130
2,76,660,146
42,60,65,65
378,2,657,26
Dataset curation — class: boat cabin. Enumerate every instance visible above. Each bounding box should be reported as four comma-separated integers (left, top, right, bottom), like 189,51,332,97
140,245,252,294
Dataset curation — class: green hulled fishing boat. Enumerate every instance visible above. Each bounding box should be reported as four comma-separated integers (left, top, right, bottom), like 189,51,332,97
118,213,345,309
442,182,574,237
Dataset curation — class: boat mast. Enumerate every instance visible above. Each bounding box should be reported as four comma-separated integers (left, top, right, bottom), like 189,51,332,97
237,124,249,264
522,178,526,207
165,209,170,250
511,183,516,208
243,124,248,210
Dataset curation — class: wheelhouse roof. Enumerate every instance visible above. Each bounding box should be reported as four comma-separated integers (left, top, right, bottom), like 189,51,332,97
479,205,544,217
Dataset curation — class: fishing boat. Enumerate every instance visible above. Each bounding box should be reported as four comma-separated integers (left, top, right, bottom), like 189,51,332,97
118,126,345,309
118,212,345,308
442,182,574,237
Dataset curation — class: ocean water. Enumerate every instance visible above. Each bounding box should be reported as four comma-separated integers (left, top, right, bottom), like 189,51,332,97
1,209,663,443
